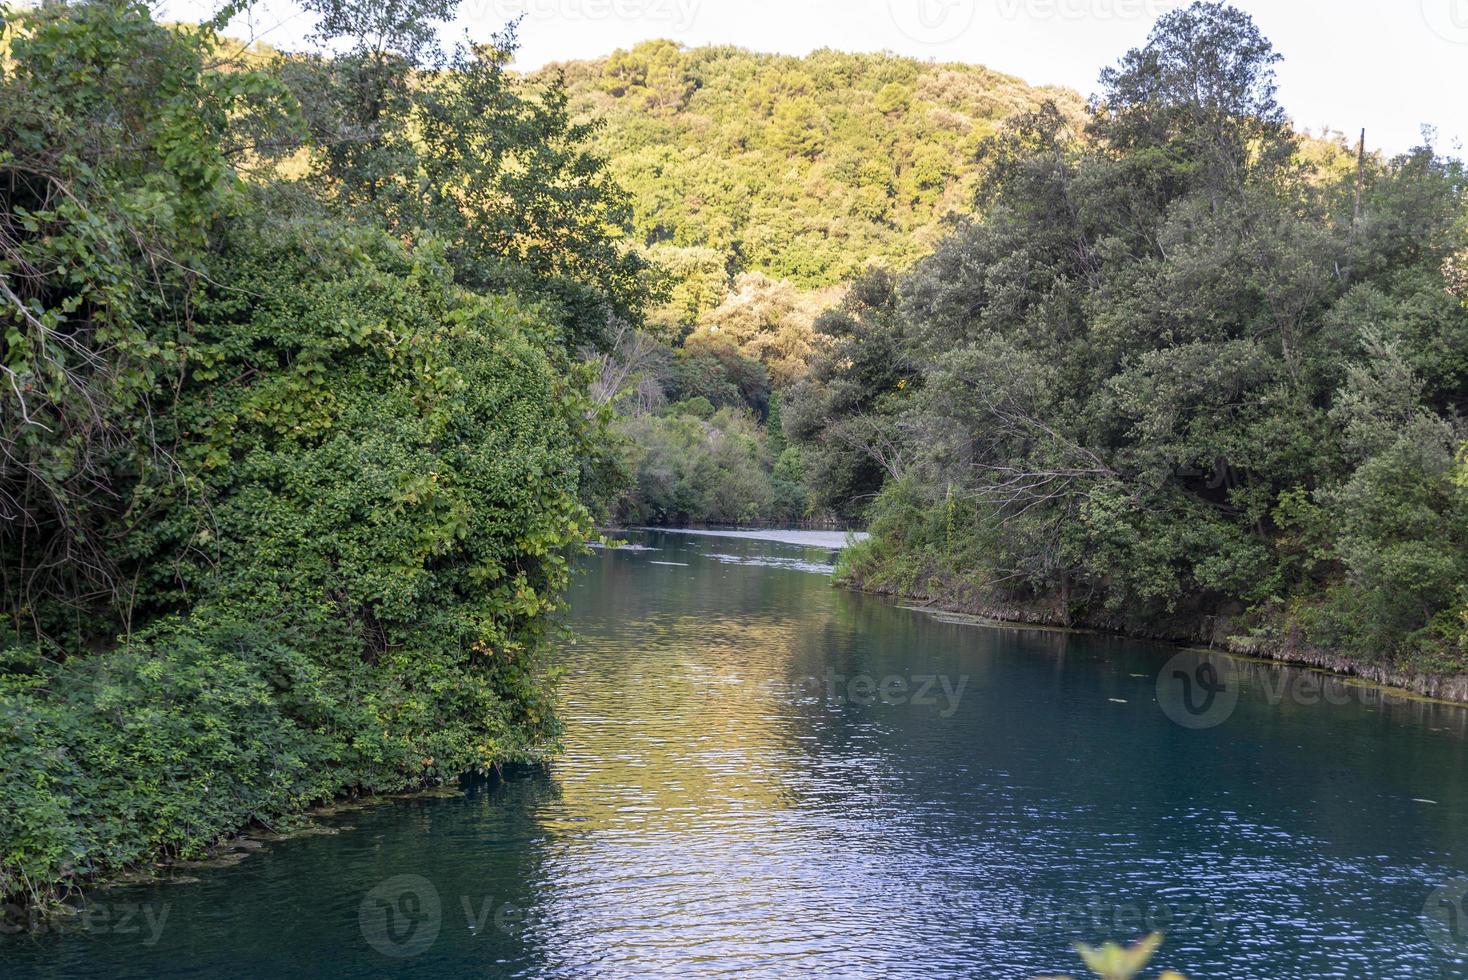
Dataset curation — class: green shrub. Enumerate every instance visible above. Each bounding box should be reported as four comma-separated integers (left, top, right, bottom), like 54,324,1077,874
0,0,622,909
0,618,341,906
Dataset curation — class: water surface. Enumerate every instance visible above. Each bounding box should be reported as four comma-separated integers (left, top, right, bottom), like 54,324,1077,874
628,526,867,548
6,530,1468,978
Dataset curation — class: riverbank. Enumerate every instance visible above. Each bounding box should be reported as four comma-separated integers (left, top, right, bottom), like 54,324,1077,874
610,523,1468,707
838,576,1468,707
608,525,868,549
0,778,471,929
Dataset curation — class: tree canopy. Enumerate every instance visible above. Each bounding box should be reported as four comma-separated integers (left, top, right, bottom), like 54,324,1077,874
792,2,1468,672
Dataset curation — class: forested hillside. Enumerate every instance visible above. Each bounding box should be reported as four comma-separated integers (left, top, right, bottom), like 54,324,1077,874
578,6,1468,678
550,43,1081,298
0,1,636,907
553,43,1080,524
791,5,1468,676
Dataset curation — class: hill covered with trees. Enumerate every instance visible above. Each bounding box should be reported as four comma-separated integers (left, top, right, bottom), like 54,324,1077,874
551,43,1081,525
548,42,1083,300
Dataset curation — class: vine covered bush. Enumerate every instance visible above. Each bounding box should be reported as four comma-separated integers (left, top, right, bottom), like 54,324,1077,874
0,0,626,907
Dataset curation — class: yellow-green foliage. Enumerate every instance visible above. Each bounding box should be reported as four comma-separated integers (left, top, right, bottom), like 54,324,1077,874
544,41,1083,290
1035,933,1188,980
687,272,844,384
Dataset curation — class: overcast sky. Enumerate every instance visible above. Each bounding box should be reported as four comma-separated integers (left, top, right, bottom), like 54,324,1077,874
174,0,1467,156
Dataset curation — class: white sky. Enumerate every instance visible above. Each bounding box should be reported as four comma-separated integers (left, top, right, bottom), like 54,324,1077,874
174,0,1467,156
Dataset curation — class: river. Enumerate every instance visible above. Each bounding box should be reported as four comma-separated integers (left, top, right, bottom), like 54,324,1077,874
5,529,1468,978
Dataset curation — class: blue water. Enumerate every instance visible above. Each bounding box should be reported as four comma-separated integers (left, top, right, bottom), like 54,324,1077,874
5,529,1468,978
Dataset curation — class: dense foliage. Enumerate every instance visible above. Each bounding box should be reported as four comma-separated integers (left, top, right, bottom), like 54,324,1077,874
0,0,630,907
4,0,1465,919
799,3,1468,672
572,44,1072,523
589,321,807,526
551,41,1081,296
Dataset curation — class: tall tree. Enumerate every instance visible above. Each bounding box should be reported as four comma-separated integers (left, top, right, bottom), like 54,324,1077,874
1089,1,1295,207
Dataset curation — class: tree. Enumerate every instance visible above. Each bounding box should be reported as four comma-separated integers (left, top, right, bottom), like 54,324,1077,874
0,0,636,907
808,3,1468,667
785,269,912,519
1089,1,1295,206
283,12,651,349
1,0,289,641
691,272,836,385
602,39,696,114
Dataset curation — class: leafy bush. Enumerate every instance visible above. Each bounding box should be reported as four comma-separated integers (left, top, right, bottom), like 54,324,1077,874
1,0,627,908
1,619,342,907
